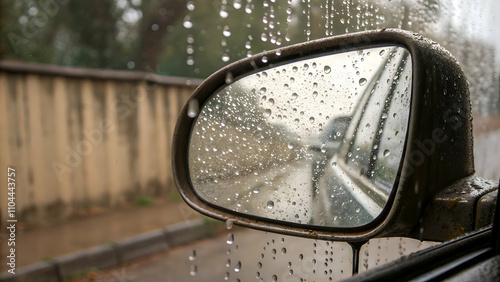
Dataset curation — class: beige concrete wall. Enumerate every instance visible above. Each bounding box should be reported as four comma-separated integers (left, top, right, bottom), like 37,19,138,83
0,62,200,223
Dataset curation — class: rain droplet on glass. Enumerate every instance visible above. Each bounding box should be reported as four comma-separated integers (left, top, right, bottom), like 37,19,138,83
267,200,274,209
234,261,242,272
187,99,199,118
227,233,234,244
183,15,193,29
186,1,195,11
225,72,234,84
190,265,197,276
188,249,196,261
226,219,234,229
383,149,390,157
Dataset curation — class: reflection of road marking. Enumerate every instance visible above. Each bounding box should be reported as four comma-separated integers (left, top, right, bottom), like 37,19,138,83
331,165,382,218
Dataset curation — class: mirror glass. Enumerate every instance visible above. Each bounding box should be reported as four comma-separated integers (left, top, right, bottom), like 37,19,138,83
188,46,412,228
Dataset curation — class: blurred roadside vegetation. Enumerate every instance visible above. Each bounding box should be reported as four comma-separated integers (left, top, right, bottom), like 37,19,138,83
0,0,498,114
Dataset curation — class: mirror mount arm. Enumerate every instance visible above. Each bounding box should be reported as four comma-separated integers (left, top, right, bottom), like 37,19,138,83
349,241,367,275
416,176,498,242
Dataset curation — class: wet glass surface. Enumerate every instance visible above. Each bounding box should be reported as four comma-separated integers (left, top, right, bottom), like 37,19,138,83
189,46,412,227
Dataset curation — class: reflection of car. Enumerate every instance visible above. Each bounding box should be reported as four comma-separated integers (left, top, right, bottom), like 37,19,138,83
311,48,411,227
310,115,352,154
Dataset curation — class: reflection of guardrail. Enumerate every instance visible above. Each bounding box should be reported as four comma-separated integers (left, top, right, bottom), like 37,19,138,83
0,61,202,223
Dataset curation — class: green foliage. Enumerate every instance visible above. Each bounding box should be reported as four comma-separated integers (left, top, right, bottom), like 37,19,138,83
1,0,498,114
170,191,183,202
134,196,154,206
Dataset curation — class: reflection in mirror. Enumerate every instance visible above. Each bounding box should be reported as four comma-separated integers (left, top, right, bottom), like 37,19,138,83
189,46,412,228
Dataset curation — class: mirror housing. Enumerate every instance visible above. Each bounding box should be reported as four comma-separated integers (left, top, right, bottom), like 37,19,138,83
172,29,475,242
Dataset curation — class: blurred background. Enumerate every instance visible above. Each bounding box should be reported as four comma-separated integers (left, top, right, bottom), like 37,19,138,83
0,0,499,277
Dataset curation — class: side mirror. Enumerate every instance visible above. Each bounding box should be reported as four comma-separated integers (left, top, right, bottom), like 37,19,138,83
173,29,476,242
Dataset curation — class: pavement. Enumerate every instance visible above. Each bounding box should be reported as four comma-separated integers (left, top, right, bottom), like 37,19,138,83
0,198,220,282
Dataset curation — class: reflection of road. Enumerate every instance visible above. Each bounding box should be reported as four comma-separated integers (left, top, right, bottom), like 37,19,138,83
199,152,380,228
213,158,318,225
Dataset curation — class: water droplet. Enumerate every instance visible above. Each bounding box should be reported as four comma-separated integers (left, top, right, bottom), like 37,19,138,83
186,1,195,11
264,109,272,117
225,72,234,84
233,0,242,9
262,56,268,63
261,32,268,42
188,249,196,261
260,87,267,94
219,6,229,18
355,207,361,213
222,26,231,37
359,78,367,86
383,149,390,157
234,261,241,272
291,93,298,100
309,117,315,123
257,262,262,269
222,53,230,62
281,248,287,254
379,49,386,56
226,219,234,230
190,265,197,276
183,16,193,29
299,254,304,260
227,233,234,244
245,3,253,13
381,112,388,119
224,272,230,280
365,123,371,128
267,200,274,209
324,66,331,74
272,274,278,282
187,99,199,118
287,143,294,149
